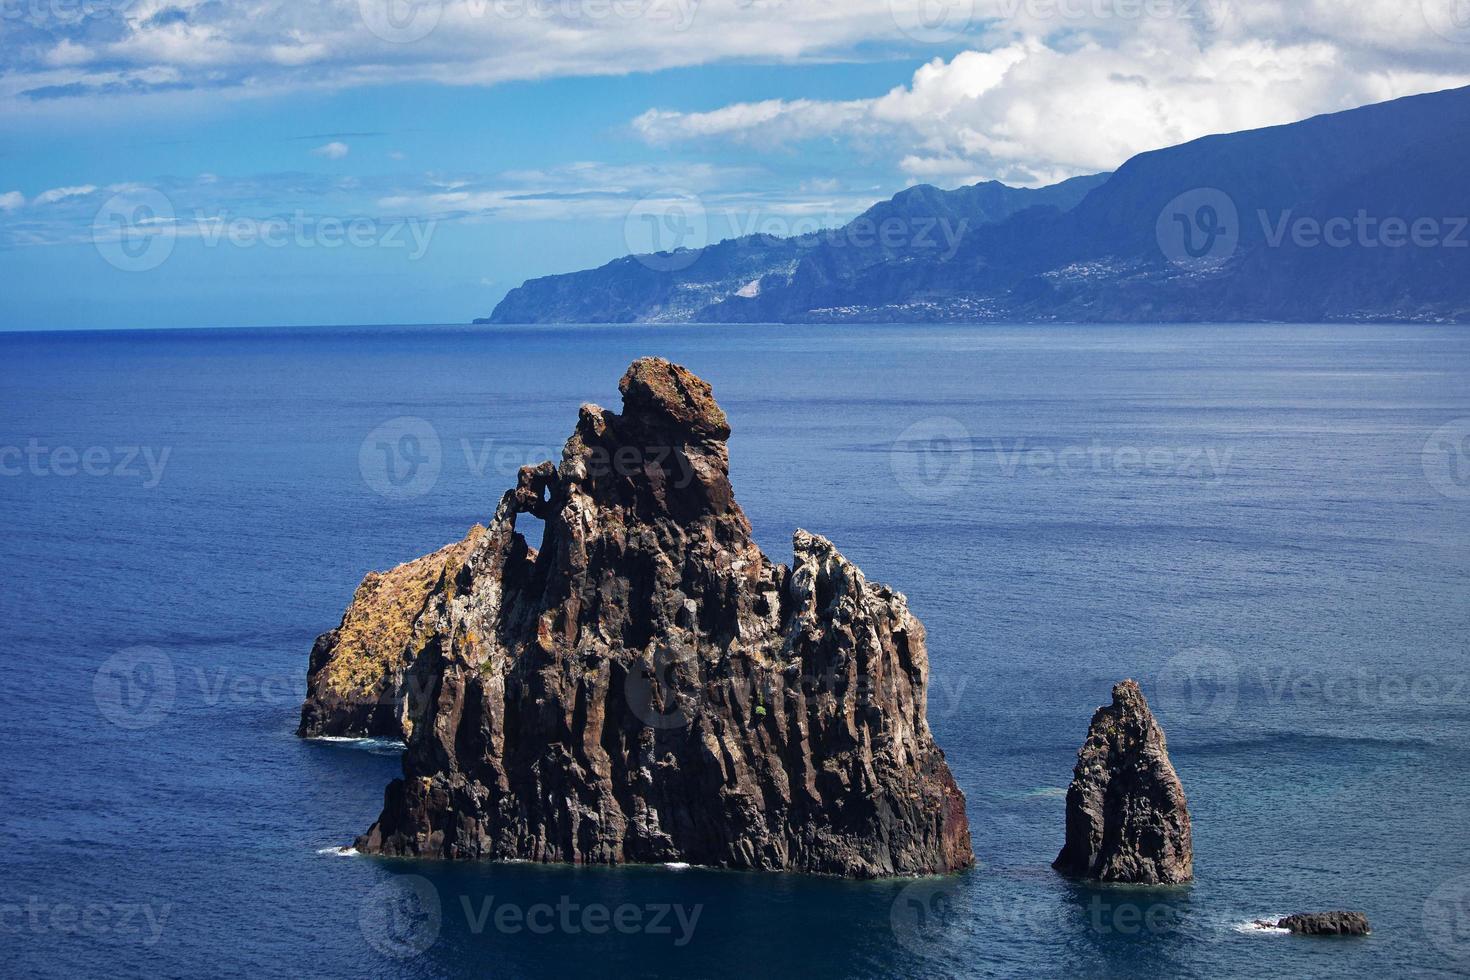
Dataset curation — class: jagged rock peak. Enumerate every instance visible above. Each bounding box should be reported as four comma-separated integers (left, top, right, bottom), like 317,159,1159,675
1053,679,1194,884
617,356,731,442
306,358,973,878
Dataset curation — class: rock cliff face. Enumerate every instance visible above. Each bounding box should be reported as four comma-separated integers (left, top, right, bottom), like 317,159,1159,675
311,357,973,877
298,532,482,739
1053,680,1193,884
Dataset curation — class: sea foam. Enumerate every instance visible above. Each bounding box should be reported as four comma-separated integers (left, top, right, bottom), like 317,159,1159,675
306,736,405,756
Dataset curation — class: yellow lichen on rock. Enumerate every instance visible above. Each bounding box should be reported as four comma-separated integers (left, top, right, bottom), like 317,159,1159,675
322,530,481,697
299,525,485,742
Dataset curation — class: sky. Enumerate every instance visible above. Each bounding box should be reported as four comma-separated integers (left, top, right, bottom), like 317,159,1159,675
2,0,1469,330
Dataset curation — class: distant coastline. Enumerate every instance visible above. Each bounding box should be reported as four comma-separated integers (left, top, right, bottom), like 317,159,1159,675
482,86,1470,328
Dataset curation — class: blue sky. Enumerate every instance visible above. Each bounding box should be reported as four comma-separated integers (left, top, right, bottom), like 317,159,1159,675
2,0,1468,330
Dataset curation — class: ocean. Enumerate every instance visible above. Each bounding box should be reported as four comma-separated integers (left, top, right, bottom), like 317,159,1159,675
3,322,1468,977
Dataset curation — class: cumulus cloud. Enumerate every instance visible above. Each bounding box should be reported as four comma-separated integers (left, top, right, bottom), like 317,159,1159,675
0,192,26,211
43,38,95,67
3,1,1468,188
4,0,1464,112
633,2,1470,185
312,141,351,160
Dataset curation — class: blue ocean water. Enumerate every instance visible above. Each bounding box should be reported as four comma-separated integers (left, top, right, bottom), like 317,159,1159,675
2,323,1468,978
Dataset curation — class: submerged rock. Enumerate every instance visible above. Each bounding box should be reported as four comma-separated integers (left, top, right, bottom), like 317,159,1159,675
309,357,973,877
1259,912,1372,936
1053,680,1193,884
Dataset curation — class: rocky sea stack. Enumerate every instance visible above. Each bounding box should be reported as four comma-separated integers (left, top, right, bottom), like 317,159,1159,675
302,357,973,878
1258,912,1372,936
1054,680,1193,884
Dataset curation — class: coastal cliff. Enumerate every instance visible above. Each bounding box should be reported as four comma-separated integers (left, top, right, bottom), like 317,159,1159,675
483,86,1470,326
298,531,482,740
307,357,973,877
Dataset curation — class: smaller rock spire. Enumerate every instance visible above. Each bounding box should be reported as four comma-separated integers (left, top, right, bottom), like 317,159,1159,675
1053,679,1194,884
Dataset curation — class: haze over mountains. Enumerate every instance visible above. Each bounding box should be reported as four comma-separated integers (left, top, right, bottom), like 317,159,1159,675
485,86,1470,325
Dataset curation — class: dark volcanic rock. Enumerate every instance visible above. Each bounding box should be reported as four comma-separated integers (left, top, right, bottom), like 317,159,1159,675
1260,912,1372,936
1053,680,1193,884
319,357,972,877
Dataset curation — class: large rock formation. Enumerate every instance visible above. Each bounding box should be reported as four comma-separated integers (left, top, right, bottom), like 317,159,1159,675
1053,680,1193,884
308,357,973,877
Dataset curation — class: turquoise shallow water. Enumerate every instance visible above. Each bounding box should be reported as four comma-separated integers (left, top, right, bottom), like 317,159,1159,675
2,323,1469,977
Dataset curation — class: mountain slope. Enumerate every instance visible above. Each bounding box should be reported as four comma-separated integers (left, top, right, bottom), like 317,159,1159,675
482,174,1107,324
485,85,1470,325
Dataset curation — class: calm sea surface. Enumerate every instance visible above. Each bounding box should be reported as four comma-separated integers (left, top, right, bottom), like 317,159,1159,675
3,323,1469,978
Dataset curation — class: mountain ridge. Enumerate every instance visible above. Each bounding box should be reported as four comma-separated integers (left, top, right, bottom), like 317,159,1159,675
484,85,1470,325
483,174,1108,324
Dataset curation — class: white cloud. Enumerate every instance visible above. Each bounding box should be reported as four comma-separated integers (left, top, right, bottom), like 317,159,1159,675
374,161,813,222
631,4,1470,185
33,185,97,205
1,0,911,110
312,141,350,160
2,1,1468,190
0,161,876,250
4,0,1464,111
43,39,94,68
635,98,874,145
